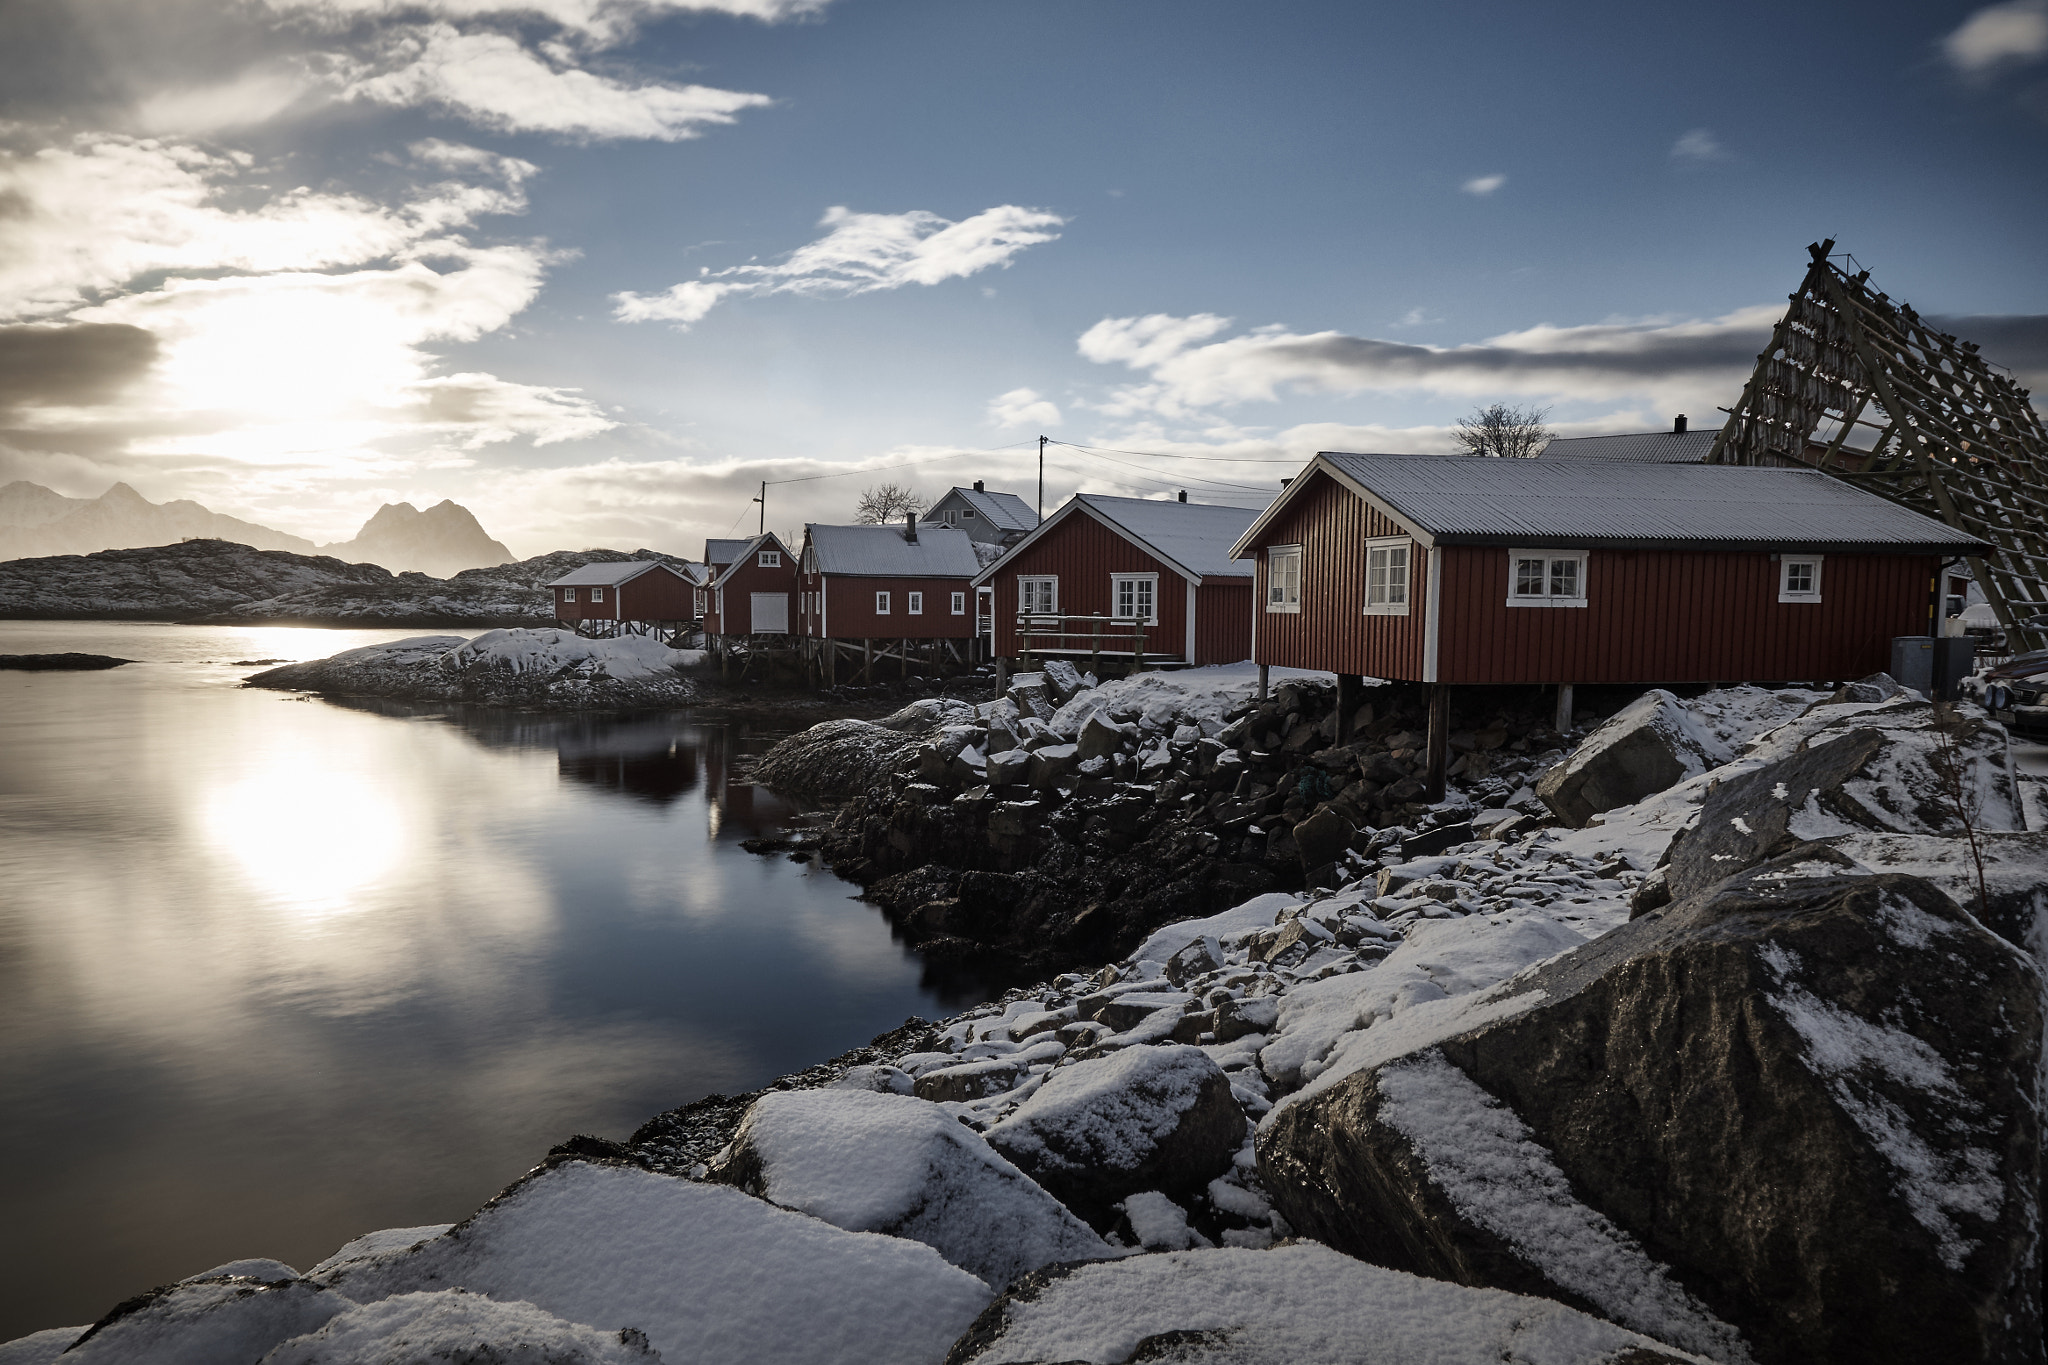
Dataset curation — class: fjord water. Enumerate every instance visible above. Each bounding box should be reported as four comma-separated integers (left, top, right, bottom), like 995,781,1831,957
0,622,982,1341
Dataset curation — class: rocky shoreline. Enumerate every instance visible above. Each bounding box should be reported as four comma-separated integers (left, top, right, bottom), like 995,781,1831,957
9,669,2044,1365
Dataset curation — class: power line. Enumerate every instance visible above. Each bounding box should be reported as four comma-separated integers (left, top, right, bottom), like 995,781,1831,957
1048,443,1278,493
1047,438,1305,465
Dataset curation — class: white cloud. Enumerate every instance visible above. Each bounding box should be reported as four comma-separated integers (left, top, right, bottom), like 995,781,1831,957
263,0,833,46
614,203,1065,325
1943,0,2048,71
342,24,772,140
134,65,324,134
1074,307,1782,419
988,387,1061,429
1670,128,1730,161
1461,174,1505,196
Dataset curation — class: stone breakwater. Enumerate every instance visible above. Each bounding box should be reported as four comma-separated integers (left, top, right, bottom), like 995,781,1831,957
17,685,2042,1364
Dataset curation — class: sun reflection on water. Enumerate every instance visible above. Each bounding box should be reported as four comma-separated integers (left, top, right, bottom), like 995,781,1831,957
202,763,408,916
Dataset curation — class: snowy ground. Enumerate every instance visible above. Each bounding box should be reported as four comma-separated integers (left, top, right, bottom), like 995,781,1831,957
241,629,701,709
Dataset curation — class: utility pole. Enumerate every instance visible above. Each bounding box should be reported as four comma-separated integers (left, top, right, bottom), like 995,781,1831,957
754,481,765,536
1038,435,1046,524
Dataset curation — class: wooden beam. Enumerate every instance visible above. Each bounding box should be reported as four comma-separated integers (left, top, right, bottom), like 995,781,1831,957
1424,685,1450,804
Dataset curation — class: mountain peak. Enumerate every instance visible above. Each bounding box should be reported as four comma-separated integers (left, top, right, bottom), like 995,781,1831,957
323,498,512,578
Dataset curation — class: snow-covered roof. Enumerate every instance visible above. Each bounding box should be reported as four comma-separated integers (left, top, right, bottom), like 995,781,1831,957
704,538,752,566
1230,452,1989,554
709,533,794,589
805,523,983,577
546,559,694,588
1538,429,1718,464
974,493,1259,586
936,486,1036,531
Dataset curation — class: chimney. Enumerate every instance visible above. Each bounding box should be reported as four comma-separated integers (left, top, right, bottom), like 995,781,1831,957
1177,489,1187,503
1674,414,1688,434
904,511,917,544
973,480,984,493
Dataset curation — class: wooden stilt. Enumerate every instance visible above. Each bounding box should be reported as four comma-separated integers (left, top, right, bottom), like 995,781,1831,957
1258,663,1270,701
1424,685,1451,803
1554,683,1575,734
1336,673,1363,744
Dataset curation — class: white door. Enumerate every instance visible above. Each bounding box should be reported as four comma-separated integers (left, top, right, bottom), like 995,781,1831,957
750,591,789,635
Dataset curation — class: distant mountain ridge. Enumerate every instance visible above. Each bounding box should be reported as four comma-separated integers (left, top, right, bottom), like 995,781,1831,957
0,481,515,576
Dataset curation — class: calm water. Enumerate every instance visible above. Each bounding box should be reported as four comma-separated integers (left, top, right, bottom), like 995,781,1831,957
0,622,985,1340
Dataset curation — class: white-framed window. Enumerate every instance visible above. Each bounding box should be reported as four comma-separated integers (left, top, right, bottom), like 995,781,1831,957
591,586,605,602
1112,573,1158,622
1019,576,1057,614
908,591,924,615
1364,538,1411,615
1506,549,1589,607
1266,545,1302,613
1779,555,1824,604
950,590,966,614
563,587,577,602
876,591,892,615
759,550,781,568
961,507,977,519
802,547,816,572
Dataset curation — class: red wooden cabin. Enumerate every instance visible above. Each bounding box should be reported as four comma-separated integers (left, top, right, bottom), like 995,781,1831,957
548,559,701,636
974,493,1257,671
1230,451,1987,791
797,516,983,683
703,532,797,641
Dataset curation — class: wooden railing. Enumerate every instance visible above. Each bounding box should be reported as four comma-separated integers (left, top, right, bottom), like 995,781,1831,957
1016,614,1163,671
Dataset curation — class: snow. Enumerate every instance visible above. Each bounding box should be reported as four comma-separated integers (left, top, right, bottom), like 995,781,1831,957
56,1279,349,1365
184,1258,301,1283
0,1328,88,1365
440,628,688,681
723,1088,1112,1287
260,1289,660,1364
1130,892,1301,965
985,1045,1227,1176
1376,1051,1753,1363
1119,1191,1213,1250
952,1244,1717,1365
1048,663,1329,738
314,1159,991,1365
308,1226,455,1278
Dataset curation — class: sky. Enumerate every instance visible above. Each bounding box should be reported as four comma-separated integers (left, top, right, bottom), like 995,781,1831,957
1,0,2045,557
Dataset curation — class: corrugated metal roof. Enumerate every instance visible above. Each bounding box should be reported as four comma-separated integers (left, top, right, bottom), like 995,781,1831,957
546,559,694,588
1316,452,1988,551
805,523,983,577
1078,494,1258,578
1538,429,1718,463
704,538,752,565
945,486,1037,531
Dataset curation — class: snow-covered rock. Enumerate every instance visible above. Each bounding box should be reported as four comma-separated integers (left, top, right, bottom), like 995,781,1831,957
259,1289,661,1365
707,1089,1112,1288
0,1327,90,1365
314,1159,991,1365
245,630,697,709
945,1243,1715,1365
1537,689,1726,827
984,1045,1244,1226
55,1278,350,1365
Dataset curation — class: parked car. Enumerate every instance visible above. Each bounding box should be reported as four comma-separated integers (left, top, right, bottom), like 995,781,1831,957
1983,647,2048,740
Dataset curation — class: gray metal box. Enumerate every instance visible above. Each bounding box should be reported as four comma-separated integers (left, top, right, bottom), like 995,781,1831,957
1891,636,1936,697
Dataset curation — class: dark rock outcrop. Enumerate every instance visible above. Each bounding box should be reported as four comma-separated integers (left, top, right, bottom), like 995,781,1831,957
1536,689,1718,827
1259,851,2043,1365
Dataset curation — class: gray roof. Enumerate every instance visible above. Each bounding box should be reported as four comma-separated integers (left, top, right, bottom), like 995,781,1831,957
704,538,752,566
805,523,983,577
1066,494,1258,580
709,532,793,588
1239,452,1986,553
937,486,1037,531
546,559,696,588
1538,428,1719,463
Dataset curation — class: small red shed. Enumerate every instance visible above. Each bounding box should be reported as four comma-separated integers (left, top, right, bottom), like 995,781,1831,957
1229,451,1988,791
796,517,983,683
973,493,1257,671
547,559,701,636
703,532,797,641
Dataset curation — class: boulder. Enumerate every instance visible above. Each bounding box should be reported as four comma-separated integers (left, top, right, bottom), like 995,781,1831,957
1025,743,1078,791
705,1089,1111,1290
1258,851,2043,1365
1075,712,1133,761
912,1057,1027,1103
313,1160,991,1365
984,1045,1244,1227
53,1279,348,1365
1038,660,1092,705
983,748,1029,788
1006,673,1055,721
942,1244,1702,1365
1292,806,1355,871
259,1290,660,1364
1536,689,1723,828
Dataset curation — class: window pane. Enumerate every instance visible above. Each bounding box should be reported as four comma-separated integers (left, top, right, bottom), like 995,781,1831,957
1515,559,1545,595
1387,547,1408,605
1137,579,1152,618
1550,559,1578,598
1787,562,1814,593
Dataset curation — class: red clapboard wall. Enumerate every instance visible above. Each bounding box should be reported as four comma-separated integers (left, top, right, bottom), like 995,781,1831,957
706,537,795,635
804,574,976,639
1249,468,1429,677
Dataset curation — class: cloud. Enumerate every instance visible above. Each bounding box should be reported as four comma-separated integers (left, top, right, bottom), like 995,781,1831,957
341,24,772,140
1461,174,1505,196
614,203,1065,325
0,324,160,419
1926,313,2048,390
1943,0,2048,72
1670,128,1730,161
262,0,833,47
988,387,1061,429
1075,308,1783,419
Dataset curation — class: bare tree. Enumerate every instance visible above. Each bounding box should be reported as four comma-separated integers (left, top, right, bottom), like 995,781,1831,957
1930,701,1991,920
1453,403,1553,458
854,483,926,524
